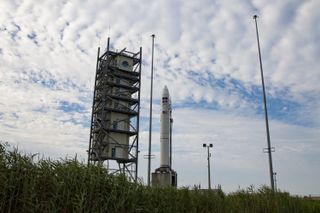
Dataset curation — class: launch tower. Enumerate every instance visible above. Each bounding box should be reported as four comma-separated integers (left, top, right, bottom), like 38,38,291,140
88,38,142,181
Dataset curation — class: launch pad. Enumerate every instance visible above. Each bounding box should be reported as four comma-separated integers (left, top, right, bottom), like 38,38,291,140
152,167,177,187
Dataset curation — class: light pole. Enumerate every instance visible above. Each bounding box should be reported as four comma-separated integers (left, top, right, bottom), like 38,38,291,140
273,172,277,192
253,15,275,191
203,143,213,190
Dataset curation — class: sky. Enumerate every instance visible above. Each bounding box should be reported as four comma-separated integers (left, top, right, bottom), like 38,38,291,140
0,0,319,196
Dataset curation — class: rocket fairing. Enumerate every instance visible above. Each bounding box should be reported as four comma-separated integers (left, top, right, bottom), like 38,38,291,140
160,86,171,168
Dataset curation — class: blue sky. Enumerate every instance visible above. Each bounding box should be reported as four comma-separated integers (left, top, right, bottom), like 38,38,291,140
0,0,319,195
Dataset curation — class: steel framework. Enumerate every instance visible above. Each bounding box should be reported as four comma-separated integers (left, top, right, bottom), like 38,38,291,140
88,38,142,181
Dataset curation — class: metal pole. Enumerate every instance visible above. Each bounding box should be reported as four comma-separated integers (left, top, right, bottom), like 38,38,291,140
207,146,211,190
147,34,155,186
274,172,277,192
170,118,172,168
253,15,275,191
135,46,142,182
87,46,101,166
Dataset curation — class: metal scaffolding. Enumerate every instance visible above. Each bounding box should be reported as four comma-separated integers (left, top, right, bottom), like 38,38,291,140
88,38,142,181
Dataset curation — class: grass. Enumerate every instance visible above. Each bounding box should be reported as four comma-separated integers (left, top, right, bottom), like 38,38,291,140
0,142,319,213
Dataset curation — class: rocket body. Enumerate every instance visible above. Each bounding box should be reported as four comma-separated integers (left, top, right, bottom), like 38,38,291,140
152,85,177,187
160,86,171,168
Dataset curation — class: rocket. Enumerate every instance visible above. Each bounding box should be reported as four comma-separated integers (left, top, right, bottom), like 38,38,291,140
160,85,171,168
152,85,177,187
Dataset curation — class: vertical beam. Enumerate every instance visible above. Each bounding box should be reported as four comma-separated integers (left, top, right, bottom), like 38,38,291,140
88,47,100,166
253,15,275,191
207,147,211,190
107,37,110,52
135,46,142,181
97,38,110,165
147,34,155,186
169,118,173,168
274,172,277,192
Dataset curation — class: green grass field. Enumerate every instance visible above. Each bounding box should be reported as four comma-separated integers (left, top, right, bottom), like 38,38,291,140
1,142,319,213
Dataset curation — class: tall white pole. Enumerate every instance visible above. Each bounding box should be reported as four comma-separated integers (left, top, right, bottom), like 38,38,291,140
253,15,275,191
203,143,213,190
147,34,155,186
207,146,212,190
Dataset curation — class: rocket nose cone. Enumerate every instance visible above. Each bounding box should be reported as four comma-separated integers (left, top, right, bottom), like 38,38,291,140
162,85,169,97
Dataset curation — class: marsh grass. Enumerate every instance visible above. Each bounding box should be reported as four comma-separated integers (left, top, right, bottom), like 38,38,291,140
0,143,319,212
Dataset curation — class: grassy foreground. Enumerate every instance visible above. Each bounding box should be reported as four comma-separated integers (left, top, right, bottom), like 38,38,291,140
0,143,319,213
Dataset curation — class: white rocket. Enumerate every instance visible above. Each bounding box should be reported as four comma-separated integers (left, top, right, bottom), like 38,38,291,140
152,85,177,187
160,86,171,168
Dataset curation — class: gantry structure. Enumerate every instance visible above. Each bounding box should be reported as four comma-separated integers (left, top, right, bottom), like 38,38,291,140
88,38,142,181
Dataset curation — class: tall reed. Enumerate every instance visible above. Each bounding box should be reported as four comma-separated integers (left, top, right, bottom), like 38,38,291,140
0,143,319,212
